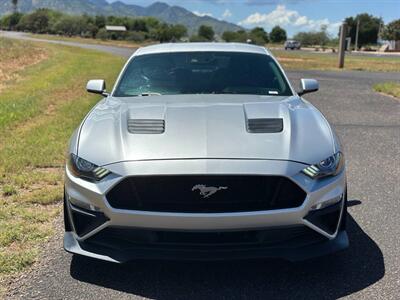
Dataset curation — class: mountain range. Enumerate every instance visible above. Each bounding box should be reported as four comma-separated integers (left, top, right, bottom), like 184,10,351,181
0,0,242,34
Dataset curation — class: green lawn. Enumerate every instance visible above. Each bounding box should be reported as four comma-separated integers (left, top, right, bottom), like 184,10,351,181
0,37,124,292
272,49,400,72
373,82,400,99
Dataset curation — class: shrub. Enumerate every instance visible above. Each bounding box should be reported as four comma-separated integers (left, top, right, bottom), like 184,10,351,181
126,31,146,42
293,31,330,47
189,35,209,42
96,28,109,40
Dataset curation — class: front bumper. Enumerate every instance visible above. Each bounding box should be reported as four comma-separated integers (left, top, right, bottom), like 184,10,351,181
64,159,348,262
64,227,348,263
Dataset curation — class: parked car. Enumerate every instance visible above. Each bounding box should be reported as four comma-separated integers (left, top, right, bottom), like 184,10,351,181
64,43,348,262
285,40,301,50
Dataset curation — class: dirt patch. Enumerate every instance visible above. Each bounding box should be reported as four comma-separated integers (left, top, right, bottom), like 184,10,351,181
276,57,307,62
0,41,48,91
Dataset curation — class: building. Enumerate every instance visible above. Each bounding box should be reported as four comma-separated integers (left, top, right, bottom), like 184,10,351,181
105,26,127,32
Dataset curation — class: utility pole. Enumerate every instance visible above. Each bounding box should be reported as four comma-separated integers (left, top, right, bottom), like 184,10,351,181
377,20,383,43
354,19,360,51
338,21,347,69
12,0,18,14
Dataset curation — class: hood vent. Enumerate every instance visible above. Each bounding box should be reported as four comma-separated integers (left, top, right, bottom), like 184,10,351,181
128,119,165,134
247,118,283,133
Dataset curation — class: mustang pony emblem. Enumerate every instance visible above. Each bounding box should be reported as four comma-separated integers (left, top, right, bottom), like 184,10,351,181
192,184,228,198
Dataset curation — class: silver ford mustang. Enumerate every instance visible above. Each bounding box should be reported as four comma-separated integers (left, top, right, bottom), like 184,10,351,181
64,43,348,262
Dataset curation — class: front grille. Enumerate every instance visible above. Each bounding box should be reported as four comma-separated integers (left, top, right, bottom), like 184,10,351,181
106,175,306,213
85,226,326,250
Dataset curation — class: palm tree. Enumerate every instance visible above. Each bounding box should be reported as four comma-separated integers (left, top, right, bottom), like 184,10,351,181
12,0,18,14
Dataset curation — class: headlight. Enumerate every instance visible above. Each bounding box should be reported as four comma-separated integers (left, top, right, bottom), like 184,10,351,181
68,154,111,182
302,152,344,179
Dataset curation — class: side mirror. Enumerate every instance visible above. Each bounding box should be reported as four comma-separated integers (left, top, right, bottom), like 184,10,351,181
86,80,108,96
298,79,319,96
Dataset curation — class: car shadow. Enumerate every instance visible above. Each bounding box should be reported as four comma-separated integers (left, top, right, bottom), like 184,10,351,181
70,207,384,299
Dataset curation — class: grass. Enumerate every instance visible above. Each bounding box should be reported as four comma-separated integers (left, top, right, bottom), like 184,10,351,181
373,82,400,99
28,34,400,72
0,37,124,292
272,49,400,72
29,33,155,48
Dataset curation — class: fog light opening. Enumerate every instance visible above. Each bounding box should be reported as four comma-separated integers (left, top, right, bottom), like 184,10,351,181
67,195,101,212
311,193,343,211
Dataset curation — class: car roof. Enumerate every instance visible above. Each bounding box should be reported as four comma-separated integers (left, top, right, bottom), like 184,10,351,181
134,42,271,57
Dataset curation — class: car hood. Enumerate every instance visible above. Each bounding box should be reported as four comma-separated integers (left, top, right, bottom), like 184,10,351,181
77,94,336,166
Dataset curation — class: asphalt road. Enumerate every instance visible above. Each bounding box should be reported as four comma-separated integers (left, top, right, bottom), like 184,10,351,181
3,32,400,300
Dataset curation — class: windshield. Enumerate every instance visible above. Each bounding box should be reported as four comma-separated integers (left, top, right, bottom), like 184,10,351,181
113,51,293,97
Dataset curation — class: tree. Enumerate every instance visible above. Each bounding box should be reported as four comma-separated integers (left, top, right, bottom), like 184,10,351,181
17,9,51,33
95,15,106,29
344,13,382,47
269,26,287,43
53,15,97,37
11,0,18,13
250,27,269,44
170,24,187,40
0,12,22,30
198,25,214,41
127,19,148,32
155,23,187,42
381,19,400,41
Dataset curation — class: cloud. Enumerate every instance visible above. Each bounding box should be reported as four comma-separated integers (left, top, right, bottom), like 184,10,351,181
221,9,232,19
239,5,340,34
193,10,214,17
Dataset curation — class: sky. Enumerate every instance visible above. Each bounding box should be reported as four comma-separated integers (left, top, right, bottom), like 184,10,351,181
109,0,400,37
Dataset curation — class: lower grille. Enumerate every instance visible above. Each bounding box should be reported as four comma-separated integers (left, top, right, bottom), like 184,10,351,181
85,226,326,250
106,175,306,213
69,204,109,237
305,201,343,235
